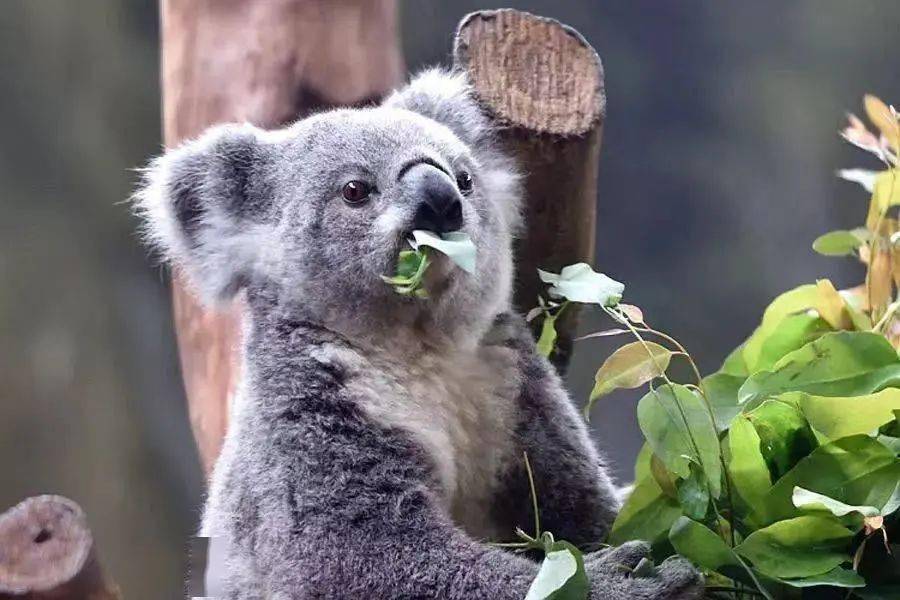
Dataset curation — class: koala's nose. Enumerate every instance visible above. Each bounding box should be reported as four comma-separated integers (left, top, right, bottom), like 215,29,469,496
409,166,464,234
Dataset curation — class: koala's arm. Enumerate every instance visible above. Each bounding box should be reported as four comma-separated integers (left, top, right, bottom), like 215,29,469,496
214,362,700,600
486,313,625,550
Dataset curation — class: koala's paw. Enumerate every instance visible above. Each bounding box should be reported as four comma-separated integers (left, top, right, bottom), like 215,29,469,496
584,542,704,600
482,312,531,348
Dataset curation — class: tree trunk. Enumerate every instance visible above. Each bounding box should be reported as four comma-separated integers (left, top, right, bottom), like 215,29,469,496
0,496,120,600
454,9,605,370
160,0,404,475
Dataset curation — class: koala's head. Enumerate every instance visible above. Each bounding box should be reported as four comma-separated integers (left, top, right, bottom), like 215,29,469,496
136,70,521,344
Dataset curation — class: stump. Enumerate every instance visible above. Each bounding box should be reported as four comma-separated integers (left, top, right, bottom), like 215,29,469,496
0,496,119,599
454,9,605,370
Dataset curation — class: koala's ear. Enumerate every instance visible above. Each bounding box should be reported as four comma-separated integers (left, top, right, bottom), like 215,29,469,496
382,68,492,148
385,69,523,231
134,123,278,304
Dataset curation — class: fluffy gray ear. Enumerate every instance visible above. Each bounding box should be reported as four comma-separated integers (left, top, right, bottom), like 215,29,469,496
385,69,523,232
383,68,492,148
134,123,278,304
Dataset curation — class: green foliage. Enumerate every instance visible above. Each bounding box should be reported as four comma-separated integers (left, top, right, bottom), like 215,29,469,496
588,341,672,405
537,263,624,306
726,415,772,510
813,229,869,256
381,230,476,296
524,540,589,600
734,516,853,579
637,384,722,497
738,332,900,408
527,96,900,598
608,476,682,546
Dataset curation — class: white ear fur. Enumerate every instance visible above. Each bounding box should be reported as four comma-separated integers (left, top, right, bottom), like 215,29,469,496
133,123,278,304
383,68,490,148
385,68,523,233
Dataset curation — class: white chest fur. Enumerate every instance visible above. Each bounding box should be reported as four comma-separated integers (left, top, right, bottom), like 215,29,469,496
330,342,521,539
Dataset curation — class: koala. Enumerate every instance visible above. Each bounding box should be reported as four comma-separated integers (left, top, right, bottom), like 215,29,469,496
136,69,702,599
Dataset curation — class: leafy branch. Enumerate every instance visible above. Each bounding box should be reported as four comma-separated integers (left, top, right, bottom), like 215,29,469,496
528,93,900,600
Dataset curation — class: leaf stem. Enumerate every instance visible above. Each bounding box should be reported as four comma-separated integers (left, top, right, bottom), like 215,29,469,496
523,451,541,538
635,323,737,547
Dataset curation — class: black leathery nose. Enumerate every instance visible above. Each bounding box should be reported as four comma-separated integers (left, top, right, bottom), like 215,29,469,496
411,167,464,234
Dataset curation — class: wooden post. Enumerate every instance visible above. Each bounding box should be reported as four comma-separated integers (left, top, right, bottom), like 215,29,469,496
161,0,404,475
0,496,120,600
454,10,605,370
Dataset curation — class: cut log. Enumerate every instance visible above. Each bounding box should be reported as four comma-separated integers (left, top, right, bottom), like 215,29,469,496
454,9,605,370
161,0,404,475
0,496,119,599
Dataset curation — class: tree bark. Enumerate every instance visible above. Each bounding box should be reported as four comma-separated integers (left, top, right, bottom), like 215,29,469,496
0,496,120,600
160,0,404,475
454,9,605,370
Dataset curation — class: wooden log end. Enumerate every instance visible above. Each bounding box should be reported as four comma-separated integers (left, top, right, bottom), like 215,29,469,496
454,9,605,136
0,496,119,599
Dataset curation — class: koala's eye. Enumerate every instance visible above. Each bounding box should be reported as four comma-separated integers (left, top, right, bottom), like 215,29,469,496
456,171,474,194
342,180,372,205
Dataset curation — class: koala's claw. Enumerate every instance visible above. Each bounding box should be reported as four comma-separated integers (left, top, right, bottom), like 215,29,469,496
652,557,705,599
585,545,704,600
589,540,652,572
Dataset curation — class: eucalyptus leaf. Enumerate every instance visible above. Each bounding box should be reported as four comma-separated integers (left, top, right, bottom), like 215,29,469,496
734,516,853,579
537,313,559,358
524,541,589,600
676,462,710,520
609,476,682,546
537,263,624,306
742,285,818,372
868,170,900,227
799,388,900,440
395,249,425,279
410,230,477,274
589,341,673,402
748,435,896,526
739,332,900,407
650,453,678,499
727,415,773,510
837,168,878,192
721,344,750,377
668,517,749,583
778,566,865,588
634,443,653,482
815,278,853,330
702,372,745,432
637,384,722,497
877,434,900,455
746,399,818,480
812,230,868,257
791,487,880,518
381,249,430,296
751,313,832,373
881,480,900,515
839,462,900,515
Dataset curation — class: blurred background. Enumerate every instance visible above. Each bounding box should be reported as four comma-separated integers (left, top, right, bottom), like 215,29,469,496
1,1,899,597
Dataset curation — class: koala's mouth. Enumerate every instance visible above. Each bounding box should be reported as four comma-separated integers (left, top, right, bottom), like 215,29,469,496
382,230,461,294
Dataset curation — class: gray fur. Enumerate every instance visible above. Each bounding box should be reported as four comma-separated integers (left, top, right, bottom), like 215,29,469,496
135,69,701,599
